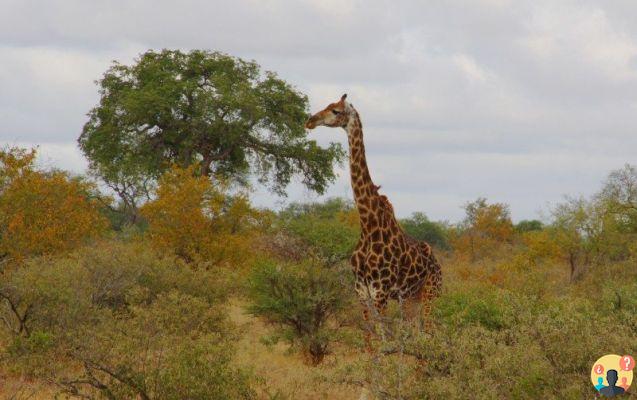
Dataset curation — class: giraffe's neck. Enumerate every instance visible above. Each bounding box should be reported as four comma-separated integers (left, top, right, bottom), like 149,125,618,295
345,110,379,228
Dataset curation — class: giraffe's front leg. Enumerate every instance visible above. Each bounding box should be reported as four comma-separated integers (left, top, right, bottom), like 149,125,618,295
420,272,441,332
362,306,373,353
361,302,389,352
356,280,388,352
355,279,375,352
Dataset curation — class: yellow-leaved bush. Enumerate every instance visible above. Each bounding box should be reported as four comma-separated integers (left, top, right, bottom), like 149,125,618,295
0,147,107,266
451,200,514,261
141,165,260,267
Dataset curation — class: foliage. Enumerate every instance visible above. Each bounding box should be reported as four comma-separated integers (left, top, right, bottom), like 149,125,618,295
515,219,544,233
78,49,345,218
247,259,352,365
526,165,637,280
141,165,259,266
60,292,253,400
342,257,637,400
278,198,359,264
1,241,253,399
0,147,107,267
5,140,637,399
399,212,449,249
544,198,600,281
599,164,637,231
596,164,637,255
452,197,514,260
547,191,635,280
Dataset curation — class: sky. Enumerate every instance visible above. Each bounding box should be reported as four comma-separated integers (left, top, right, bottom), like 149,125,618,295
2,0,637,222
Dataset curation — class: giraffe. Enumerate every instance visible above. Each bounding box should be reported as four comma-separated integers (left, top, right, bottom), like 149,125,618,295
305,94,442,334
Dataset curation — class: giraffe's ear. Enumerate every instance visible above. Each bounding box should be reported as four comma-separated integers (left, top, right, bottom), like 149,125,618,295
341,93,347,102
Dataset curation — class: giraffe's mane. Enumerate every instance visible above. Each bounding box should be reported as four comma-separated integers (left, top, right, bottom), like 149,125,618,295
372,184,395,214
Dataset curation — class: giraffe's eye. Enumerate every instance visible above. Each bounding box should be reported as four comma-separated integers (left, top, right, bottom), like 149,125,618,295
331,109,340,115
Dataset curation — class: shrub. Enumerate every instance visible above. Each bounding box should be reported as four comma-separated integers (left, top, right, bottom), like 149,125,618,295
339,267,637,400
247,259,352,365
141,165,260,267
278,198,359,264
434,287,513,331
0,241,253,399
58,292,253,400
0,147,107,267
452,198,514,261
400,212,449,249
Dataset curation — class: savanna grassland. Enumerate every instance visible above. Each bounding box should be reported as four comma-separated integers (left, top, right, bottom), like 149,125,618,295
1,145,637,399
1,50,636,399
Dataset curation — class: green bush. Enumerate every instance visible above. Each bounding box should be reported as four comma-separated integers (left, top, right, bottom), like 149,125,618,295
400,212,449,249
278,198,359,263
0,241,254,399
59,291,253,399
515,219,544,233
434,285,516,331
247,259,352,365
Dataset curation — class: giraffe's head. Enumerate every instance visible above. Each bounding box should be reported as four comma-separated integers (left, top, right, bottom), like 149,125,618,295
305,94,354,130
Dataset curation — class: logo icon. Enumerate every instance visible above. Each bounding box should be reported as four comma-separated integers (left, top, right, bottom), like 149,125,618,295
591,354,633,397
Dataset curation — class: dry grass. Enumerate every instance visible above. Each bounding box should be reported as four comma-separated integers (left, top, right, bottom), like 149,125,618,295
0,377,58,399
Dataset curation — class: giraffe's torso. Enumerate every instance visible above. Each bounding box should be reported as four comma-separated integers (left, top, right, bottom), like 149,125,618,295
350,195,442,307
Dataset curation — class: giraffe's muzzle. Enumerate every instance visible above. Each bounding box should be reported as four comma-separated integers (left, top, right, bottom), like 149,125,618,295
305,116,318,130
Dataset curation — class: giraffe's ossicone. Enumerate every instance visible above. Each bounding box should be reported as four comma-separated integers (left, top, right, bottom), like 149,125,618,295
306,94,442,326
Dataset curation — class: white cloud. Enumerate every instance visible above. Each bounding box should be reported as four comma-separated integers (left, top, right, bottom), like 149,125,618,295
522,3,637,81
452,54,491,84
2,0,637,222
7,141,88,173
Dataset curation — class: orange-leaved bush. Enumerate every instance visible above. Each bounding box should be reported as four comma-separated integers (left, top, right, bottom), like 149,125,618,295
452,198,514,261
141,165,259,267
0,147,107,266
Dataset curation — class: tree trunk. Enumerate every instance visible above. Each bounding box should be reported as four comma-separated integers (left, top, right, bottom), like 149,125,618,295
568,252,577,283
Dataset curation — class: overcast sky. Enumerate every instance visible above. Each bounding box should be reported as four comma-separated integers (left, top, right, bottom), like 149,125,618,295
2,0,637,222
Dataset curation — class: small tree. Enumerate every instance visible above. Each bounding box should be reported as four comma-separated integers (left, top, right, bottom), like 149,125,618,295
597,164,637,256
599,164,637,224
548,197,619,281
247,260,351,365
400,212,449,249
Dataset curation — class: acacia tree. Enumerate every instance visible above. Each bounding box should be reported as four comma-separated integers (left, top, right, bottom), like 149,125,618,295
79,50,344,222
